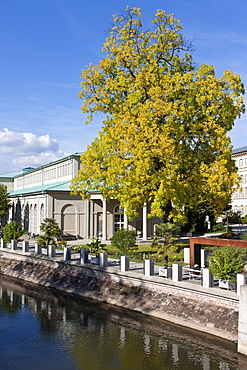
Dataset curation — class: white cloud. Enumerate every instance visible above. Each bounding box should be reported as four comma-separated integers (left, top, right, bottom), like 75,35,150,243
0,128,69,174
12,151,67,169
0,128,59,154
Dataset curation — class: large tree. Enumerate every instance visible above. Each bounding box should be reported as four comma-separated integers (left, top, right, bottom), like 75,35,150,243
0,184,11,216
71,7,245,222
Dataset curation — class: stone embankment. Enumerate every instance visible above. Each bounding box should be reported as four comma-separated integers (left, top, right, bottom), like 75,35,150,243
0,249,239,342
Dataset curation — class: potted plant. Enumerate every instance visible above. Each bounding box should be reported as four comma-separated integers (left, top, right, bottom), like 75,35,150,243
208,246,246,290
154,223,180,278
87,238,106,264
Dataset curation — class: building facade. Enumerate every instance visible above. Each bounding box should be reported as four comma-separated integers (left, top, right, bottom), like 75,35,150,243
0,153,161,240
231,145,247,217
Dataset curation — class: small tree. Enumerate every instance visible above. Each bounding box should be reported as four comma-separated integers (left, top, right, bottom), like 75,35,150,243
0,184,11,216
110,229,136,256
208,246,246,281
154,223,180,266
3,221,24,242
36,218,61,246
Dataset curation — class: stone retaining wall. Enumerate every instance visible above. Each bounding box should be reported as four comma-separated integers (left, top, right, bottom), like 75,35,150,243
0,251,239,341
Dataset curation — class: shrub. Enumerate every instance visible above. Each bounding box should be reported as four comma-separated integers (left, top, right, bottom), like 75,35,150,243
220,231,236,239
208,246,246,281
110,229,136,255
3,221,24,242
36,218,61,246
56,240,68,248
212,222,225,232
87,238,106,254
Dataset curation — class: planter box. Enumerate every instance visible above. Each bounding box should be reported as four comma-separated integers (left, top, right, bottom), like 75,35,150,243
91,257,99,265
219,279,236,290
159,267,172,278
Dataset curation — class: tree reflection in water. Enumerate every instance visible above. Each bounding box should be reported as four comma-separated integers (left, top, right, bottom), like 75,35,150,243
0,275,242,370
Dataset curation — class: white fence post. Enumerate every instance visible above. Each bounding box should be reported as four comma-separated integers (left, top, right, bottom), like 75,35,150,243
172,263,182,282
238,285,247,355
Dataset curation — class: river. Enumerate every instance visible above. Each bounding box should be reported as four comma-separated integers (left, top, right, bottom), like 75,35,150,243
0,275,245,369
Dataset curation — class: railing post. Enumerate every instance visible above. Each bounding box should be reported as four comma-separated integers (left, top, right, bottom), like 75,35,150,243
99,252,108,268
238,285,247,355
80,249,89,264
202,268,214,288
120,256,129,272
237,273,246,296
172,263,182,282
63,247,71,262
11,239,17,251
48,245,56,258
34,243,42,255
22,241,29,253
144,259,154,276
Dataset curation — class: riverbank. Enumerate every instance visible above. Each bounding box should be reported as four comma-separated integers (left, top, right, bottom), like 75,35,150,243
0,249,239,342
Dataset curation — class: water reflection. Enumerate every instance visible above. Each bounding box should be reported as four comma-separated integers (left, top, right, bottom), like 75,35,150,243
0,275,244,370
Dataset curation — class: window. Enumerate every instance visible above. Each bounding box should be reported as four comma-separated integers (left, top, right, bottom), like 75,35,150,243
114,205,124,232
239,158,243,167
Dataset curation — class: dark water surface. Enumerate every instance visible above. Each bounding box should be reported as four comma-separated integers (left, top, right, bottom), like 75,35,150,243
0,275,246,370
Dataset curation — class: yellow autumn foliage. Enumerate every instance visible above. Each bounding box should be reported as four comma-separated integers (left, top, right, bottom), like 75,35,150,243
71,7,245,222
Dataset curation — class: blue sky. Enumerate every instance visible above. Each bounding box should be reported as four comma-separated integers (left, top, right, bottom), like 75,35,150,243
1,0,247,174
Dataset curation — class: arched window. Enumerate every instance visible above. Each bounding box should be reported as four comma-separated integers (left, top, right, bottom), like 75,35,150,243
114,205,124,232
29,205,33,233
34,204,37,234
239,158,243,167
40,204,45,225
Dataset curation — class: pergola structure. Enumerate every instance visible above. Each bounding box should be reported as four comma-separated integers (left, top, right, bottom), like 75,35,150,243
189,237,247,268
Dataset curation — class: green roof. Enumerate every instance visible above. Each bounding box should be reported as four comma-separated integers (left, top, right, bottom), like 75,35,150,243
9,181,72,196
0,171,23,178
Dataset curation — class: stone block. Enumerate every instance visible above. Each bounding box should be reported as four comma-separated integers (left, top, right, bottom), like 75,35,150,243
202,268,214,288
237,273,246,296
34,243,41,255
144,259,154,276
120,256,129,272
172,263,182,282
201,249,212,268
48,245,56,258
80,249,88,264
11,239,17,251
63,247,71,262
238,285,247,355
22,241,29,253
183,248,190,264
99,252,108,268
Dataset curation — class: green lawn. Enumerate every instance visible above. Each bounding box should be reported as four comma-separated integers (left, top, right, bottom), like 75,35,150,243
71,241,188,265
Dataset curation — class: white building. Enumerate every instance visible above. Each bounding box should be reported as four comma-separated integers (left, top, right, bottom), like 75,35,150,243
231,145,247,216
0,153,160,240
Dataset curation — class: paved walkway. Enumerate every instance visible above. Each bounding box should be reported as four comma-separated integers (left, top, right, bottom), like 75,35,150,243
1,240,240,302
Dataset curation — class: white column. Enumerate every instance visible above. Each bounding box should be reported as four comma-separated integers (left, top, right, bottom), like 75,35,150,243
85,200,90,239
238,285,247,355
142,204,147,241
102,199,107,240
124,209,128,229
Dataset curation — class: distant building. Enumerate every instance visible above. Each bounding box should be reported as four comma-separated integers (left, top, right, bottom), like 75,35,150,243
0,153,160,240
231,145,247,217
